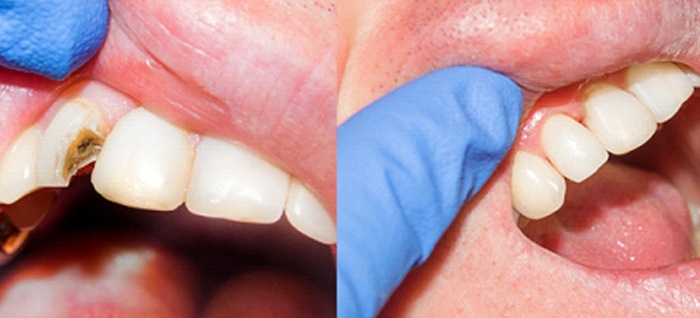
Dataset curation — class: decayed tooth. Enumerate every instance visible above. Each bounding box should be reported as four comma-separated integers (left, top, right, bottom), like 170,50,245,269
511,151,566,220
36,100,108,187
626,62,693,122
583,83,657,155
285,179,336,244
91,108,194,211
541,114,608,183
186,137,291,224
0,126,41,204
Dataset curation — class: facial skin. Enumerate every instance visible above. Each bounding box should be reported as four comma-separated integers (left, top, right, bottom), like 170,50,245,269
0,0,336,316
339,0,700,316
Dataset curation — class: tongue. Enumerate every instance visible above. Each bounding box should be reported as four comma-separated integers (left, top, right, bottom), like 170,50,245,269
520,161,694,270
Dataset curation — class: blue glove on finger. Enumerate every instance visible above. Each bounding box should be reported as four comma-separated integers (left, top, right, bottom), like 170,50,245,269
0,0,109,80
338,66,522,317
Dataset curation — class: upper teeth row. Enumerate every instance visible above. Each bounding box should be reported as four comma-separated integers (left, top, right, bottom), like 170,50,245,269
0,82,336,245
512,61,696,220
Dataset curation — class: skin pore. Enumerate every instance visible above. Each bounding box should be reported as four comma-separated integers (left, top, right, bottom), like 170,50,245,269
0,0,336,316
339,0,700,316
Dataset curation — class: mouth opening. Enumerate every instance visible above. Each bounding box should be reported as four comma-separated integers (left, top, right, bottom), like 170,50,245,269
0,174,336,316
0,76,337,315
513,61,700,272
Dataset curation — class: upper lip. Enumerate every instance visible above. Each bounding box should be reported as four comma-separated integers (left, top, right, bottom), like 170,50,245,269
339,0,700,128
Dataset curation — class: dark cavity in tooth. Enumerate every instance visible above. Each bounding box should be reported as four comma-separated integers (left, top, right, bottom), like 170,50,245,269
63,129,104,180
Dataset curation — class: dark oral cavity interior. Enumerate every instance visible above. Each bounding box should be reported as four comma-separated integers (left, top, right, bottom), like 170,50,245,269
519,87,700,271
2,175,335,314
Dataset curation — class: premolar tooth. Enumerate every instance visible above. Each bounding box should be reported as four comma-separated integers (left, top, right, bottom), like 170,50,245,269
583,83,657,155
626,62,693,122
541,114,608,183
511,151,566,220
36,100,107,187
91,108,194,211
185,137,290,224
285,179,336,244
0,126,41,204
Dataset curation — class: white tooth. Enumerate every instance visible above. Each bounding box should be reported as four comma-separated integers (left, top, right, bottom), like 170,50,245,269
583,83,657,155
678,64,700,87
185,137,290,224
511,151,566,220
541,114,608,183
285,179,336,244
91,108,193,211
626,62,693,122
688,200,700,229
0,126,41,204
36,100,108,187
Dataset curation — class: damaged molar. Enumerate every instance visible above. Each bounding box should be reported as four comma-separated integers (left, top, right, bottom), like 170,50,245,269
35,99,108,188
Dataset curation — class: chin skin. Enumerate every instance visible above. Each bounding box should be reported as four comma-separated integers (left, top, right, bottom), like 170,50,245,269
339,0,700,316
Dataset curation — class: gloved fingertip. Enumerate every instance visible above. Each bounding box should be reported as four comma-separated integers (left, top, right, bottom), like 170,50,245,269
0,0,110,80
442,66,523,155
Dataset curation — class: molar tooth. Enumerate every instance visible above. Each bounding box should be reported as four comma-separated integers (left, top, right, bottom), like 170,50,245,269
626,62,693,122
583,83,657,155
541,114,608,183
36,100,108,187
91,108,194,211
0,126,41,204
511,151,566,220
185,137,290,224
285,179,336,244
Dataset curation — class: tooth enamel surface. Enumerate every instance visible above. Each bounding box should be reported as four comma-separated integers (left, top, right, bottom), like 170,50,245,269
185,137,291,224
91,108,194,211
626,62,693,122
541,114,608,183
511,151,566,220
0,126,41,204
678,65,700,87
285,179,336,244
36,100,108,187
583,83,657,155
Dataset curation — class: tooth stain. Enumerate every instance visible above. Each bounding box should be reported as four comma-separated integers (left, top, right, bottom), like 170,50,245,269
63,129,104,180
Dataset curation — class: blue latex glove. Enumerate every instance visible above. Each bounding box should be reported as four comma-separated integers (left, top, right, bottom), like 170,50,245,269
0,0,109,80
338,66,523,317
